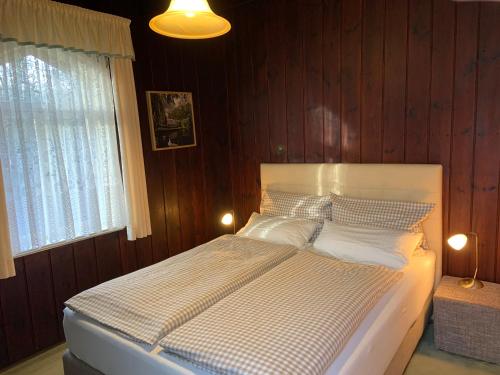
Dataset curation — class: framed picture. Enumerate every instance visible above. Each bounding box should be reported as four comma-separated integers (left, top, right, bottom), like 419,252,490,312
146,91,197,151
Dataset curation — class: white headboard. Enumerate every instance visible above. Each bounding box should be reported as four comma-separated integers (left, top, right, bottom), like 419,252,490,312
260,163,443,288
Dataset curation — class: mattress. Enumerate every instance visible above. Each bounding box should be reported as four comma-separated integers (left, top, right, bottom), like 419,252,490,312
63,249,435,375
65,235,297,346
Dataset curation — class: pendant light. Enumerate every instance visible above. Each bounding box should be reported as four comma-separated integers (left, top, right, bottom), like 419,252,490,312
149,0,231,39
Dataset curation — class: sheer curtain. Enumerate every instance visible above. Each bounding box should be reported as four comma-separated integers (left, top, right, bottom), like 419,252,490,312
0,41,126,254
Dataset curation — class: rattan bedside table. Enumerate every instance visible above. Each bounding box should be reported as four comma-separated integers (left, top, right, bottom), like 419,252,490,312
433,275,500,364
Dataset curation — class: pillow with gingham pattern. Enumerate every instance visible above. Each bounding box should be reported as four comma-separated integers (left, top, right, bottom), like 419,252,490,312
330,193,435,249
260,190,332,240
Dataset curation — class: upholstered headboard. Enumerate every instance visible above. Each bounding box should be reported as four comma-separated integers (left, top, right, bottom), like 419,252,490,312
260,163,443,289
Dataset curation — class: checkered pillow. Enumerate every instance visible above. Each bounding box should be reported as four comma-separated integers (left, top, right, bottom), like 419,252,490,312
330,194,435,248
260,190,332,241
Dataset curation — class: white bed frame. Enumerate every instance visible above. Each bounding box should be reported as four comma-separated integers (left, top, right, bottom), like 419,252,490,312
261,163,443,289
64,163,443,375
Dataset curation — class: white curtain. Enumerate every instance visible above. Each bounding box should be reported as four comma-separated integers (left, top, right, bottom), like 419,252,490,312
0,41,127,254
111,58,152,240
0,0,134,59
0,163,15,278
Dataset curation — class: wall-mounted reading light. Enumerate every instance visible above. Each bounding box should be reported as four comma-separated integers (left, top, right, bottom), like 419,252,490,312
221,211,236,234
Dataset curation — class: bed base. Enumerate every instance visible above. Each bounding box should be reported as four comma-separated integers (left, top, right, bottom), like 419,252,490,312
384,294,432,375
63,296,432,375
63,350,103,375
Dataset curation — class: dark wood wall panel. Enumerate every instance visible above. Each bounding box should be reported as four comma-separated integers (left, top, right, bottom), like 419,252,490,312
72,239,99,292
118,231,138,275
405,0,432,163
382,0,408,163
0,297,8,368
340,0,362,162
94,233,122,283
428,0,455,276
0,259,35,363
23,252,59,350
303,0,324,163
225,0,500,283
266,0,287,163
360,0,384,163
448,3,479,278
285,1,305,163
322,0,342,163
473,2,500,283
50,246,78,339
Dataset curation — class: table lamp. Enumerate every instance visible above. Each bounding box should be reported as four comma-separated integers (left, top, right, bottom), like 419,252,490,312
447,232,484,289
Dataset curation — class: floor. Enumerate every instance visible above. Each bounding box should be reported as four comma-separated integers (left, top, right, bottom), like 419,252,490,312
1,324,498,375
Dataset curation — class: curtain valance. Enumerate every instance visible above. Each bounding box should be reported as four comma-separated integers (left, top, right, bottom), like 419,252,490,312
0,0,135,59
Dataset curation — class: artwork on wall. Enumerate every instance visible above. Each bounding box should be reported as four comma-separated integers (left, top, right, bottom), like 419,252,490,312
146,91,197,150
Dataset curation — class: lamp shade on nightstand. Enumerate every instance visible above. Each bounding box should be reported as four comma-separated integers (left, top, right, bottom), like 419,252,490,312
447,233,484,289
447,234,468,250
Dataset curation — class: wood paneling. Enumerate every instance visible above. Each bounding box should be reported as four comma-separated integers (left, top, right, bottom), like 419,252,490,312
225,0,500,282
23,252,59,350
361,0,384,163
428,0,455,276
448,2,479,278
473,2,500,283
267,0,288,163
340,0,362,162
382,0,408,163
50,246,78,339
0,259,35,363
322,0,342,163
72,239,99,292
405,0,432,163
94,232,122,283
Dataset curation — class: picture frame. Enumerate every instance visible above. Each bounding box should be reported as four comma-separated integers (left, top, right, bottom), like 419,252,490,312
146,91,197,151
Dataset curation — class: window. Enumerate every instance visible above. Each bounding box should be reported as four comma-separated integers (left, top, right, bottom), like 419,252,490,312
0,41,126,255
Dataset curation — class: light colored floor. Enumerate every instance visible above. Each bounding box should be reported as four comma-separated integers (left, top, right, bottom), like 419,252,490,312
1,324,499,375
0,343,65,375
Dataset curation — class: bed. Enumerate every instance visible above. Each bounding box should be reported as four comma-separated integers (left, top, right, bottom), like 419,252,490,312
63,163,443,375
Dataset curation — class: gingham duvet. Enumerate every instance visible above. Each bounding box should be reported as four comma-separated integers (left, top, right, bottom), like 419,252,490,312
65,235,297,346
160,251,402,375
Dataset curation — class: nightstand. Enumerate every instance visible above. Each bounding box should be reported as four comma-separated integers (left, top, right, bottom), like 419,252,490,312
434,275,500,364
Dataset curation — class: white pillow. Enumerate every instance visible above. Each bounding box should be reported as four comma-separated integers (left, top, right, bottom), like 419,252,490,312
237,212,319,248
313,221,423,269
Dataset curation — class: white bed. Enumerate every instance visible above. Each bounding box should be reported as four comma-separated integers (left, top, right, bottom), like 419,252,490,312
63,163,443,375
63,248,435,375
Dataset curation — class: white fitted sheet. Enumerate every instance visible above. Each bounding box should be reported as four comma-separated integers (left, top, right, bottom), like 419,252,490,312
63,249,435,375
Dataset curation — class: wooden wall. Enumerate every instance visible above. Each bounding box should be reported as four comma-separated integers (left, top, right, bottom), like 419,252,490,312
0,0,233,368
225,0,500,283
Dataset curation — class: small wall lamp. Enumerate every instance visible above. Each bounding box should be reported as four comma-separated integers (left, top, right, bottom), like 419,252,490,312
447,232,484,289
221,211,236,234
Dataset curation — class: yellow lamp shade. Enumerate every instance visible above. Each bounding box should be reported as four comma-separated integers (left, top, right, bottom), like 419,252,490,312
149,0,231,39
447,233,468,251
221,212,234,226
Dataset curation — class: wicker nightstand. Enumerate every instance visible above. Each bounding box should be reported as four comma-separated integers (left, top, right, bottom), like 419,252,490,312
434,275,500,364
